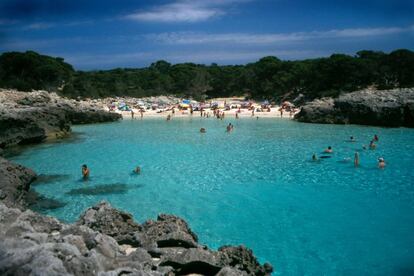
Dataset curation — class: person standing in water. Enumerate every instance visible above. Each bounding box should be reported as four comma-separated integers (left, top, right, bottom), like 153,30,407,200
134,166,141,174
312,153,318,161
324,146,333,153
354,152,360,167
81,164,90,180
378,157,386,169
131,109,135,119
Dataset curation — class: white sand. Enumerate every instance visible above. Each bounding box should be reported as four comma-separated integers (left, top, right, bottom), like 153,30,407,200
113,107,297,119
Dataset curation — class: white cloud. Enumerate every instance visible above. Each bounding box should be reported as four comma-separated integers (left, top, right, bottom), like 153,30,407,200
124,0,249,23
24,22,55,30
147,25,412,45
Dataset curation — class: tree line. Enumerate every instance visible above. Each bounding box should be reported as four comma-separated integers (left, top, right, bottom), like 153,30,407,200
0,49,413,102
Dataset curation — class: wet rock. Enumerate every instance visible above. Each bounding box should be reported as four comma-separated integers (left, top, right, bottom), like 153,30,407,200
295,88,414,127
142,214,199,250
218,245,274,276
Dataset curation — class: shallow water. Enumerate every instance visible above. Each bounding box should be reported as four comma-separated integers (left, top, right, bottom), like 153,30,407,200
9,118,414,275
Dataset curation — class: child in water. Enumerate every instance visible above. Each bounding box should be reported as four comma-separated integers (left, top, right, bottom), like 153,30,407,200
82,164,89,180
378,157,386,169
134,166,141,174
354,152,360,167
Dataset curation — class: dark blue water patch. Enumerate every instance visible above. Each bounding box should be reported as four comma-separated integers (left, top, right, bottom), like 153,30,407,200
66,183,142,195
33,174,72,185
26,190,67,212
3,132,86,158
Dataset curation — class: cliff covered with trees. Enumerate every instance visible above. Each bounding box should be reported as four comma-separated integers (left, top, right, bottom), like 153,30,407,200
1,50,413,101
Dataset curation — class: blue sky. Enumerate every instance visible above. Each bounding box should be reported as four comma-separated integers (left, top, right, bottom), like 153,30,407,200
0,0,413,70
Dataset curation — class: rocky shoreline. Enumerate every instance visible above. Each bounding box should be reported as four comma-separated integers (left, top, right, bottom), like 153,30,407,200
0,89,121,148
0,90,273,275
295,88,414,127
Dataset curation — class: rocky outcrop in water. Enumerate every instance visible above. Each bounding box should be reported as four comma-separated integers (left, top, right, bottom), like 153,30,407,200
0,90,121,148
76,202,273,275
0,157,36,210
295,88,414,127
0,200,273,275
0,157,273,275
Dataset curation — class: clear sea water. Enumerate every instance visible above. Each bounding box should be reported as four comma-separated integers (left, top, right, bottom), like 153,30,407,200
9,118,414,275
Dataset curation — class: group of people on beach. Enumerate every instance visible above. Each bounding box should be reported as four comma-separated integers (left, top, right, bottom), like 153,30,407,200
312,134,386,169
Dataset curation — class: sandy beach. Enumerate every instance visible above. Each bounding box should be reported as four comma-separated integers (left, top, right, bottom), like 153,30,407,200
113,107,297,119
102,96,299,119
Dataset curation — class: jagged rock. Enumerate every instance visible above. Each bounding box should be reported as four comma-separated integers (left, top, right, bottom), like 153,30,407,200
295,88,414,127
141,214,199,250
217,266,249,276
77,201,142,247
218,245,274,275
0,157,37,209
0,202,273,275
0,90,121,148
0,203,159,276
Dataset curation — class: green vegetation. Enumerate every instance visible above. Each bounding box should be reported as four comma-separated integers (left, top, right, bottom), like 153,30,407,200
1,49,413,101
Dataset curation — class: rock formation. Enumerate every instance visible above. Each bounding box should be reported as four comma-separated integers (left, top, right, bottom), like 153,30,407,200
295,88,414,127
0,90,121,148
0,196,273,275
0,157,36,210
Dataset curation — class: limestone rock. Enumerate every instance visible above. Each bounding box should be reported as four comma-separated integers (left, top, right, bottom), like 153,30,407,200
295,88,414,127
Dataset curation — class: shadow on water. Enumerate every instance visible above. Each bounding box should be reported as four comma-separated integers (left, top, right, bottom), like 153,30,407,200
26,190,67,212
3,132,86,158
66,183,143,195
33,174,72,185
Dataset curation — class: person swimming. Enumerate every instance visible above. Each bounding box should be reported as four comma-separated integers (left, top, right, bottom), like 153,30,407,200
373,134,379,142
369,140,376,149
133,166,141,174
349,136,356,142
354,151,360,167
81,164,89,180
312,153,318,161
378,157,386,169
226,123,233,132
324,146,333,153
200,128,206,133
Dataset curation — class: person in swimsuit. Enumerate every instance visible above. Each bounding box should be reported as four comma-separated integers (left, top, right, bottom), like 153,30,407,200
82,164,90,180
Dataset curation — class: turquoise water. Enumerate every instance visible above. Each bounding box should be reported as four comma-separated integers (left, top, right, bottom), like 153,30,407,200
9,118,414,275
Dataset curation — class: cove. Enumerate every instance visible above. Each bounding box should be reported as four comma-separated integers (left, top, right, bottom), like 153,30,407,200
9,118,414,275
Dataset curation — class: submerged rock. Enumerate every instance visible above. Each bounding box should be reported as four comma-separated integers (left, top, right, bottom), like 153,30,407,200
26,190,67,211
66,183,132,195
295,88,414,127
